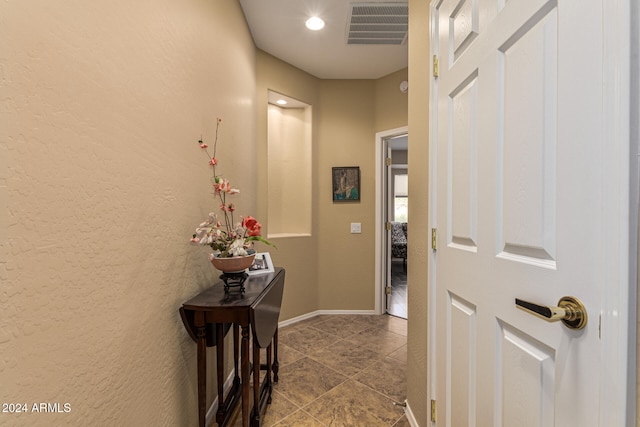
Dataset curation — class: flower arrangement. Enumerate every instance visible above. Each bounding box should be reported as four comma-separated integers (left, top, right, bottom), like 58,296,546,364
190,118,273,258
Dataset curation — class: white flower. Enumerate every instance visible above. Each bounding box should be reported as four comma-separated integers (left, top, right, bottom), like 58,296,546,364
227,238,248,257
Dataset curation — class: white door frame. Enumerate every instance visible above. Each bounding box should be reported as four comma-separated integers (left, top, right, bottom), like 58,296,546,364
599,1,636,424
375,126,409,315
426,0,637,424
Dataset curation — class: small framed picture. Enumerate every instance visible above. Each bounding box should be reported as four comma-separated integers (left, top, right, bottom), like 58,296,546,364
332,166,360,202
247,252,274,275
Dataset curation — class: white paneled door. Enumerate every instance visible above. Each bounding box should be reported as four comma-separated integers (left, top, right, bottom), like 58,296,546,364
430,0,631,425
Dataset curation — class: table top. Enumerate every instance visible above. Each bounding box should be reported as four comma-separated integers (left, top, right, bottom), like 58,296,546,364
182,267,284,311
180,267,285,347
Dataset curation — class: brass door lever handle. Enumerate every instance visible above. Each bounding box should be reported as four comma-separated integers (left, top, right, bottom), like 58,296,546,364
515,296,588,330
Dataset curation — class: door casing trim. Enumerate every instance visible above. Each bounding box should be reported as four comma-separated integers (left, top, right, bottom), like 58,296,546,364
375,126,409,315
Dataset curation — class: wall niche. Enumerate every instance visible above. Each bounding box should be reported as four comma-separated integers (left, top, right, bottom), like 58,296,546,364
267,90,312,237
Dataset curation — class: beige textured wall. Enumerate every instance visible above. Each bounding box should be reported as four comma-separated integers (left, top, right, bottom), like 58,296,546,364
0,0,256,425
314,73,408,311
316,79,376,310
406,0,431,425
375,68,409,132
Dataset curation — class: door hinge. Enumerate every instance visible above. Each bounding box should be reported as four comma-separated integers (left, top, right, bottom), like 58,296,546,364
386,157,392,166
431,399,437,422
386,286,391,295
431,228,437,250
386,222,391,231
433,55,439,78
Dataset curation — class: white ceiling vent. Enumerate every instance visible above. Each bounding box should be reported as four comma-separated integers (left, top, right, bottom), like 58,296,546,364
346,2,408,45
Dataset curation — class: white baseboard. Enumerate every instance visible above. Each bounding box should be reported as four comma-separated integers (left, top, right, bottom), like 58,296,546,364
404,400,419,426
205,369,236,426
278,309,377,328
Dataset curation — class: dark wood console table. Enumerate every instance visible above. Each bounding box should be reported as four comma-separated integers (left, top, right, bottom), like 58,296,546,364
180,268,285,427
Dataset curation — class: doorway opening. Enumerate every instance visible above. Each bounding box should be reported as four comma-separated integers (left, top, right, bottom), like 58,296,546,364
375,127,409,318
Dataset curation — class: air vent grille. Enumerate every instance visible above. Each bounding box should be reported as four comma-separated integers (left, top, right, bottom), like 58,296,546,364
347,2,408,45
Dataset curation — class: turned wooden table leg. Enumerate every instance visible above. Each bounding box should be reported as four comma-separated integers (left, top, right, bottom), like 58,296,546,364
266,342,273,404
215,323,225,425
233,324,240,387
241,324,250,427
195,312,207,427
272,327,279,383
252,340,261,426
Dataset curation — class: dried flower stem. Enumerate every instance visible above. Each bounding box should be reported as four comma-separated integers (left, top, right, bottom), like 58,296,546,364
191,117,274,257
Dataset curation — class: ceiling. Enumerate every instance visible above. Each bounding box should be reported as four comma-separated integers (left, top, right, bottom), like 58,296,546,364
238,0,409,80
389,134,408,151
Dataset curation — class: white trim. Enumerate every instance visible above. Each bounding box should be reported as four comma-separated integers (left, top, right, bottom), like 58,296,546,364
629,0,640,423
428,2,439,424
375,126,409,315
404,400,419,427
267,233,312,239
600,0,634,425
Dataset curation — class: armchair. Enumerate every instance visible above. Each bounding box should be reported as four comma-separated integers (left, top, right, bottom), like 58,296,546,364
390,221,407,271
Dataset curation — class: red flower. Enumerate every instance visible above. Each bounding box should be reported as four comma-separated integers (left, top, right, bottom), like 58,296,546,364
243,216,262,236
244,216,258,229
247,222,262,237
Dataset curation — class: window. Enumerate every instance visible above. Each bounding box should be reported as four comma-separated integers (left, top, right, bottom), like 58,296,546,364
394,173,408,222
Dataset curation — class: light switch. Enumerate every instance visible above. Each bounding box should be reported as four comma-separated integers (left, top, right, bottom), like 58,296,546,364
350,223,362,234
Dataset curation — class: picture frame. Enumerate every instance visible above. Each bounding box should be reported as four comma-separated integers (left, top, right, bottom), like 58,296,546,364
247,252,274,275
332,166,360,202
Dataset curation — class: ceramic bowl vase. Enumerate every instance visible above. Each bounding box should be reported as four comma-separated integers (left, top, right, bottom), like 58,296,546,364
208,252,256,273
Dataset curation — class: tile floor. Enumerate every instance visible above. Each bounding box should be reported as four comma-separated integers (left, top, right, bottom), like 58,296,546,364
222,314,409,427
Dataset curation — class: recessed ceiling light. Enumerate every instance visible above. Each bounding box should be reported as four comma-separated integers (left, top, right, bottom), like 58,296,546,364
276,99,287,105
305,16,325,31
